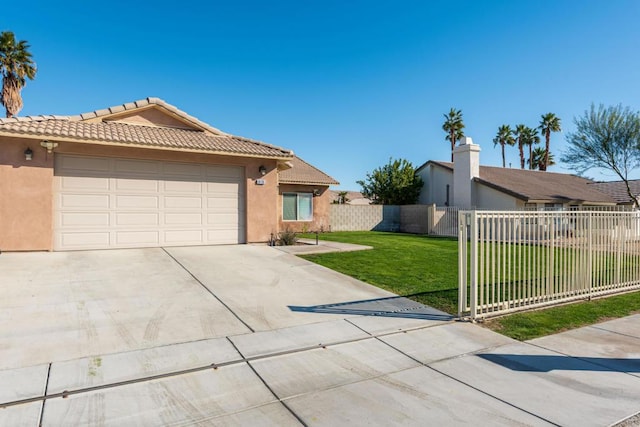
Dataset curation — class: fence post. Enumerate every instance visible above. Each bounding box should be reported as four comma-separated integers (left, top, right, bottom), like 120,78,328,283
587,212,593,300
458,212,467,318
469,210,478,320
429,204,436,234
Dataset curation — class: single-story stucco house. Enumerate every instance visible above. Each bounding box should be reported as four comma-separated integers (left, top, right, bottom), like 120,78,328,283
416,137,619,210
0,97,338,251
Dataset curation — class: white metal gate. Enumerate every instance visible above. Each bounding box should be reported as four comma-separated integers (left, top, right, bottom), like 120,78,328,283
458,210,640,320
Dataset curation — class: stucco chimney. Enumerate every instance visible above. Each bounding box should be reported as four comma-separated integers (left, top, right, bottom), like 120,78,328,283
453,136,480,209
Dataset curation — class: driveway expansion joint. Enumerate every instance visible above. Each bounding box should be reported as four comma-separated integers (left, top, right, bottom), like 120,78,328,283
161,247,255,332
0,319,453,409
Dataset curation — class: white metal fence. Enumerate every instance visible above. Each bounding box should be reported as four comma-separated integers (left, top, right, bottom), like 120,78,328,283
432,206,459,236
458,210,640,320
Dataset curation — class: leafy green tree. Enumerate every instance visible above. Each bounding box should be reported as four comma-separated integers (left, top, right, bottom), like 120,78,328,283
442,108,465,162
493,124,515,167
0,31,37,118
530,147,555,170
562,104,640,207
539,113,561,170
357,158,423,205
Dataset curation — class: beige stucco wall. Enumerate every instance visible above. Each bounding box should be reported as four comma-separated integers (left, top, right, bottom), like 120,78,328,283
417,164,453,206
0,137,54,251
278,184,331,233
473,182,520,210
0,137,282,250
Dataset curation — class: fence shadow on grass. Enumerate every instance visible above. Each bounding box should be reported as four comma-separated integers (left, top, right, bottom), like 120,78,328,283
288,294,455,321
478,353,640,373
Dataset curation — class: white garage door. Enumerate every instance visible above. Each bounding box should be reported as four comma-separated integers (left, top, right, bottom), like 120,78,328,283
54,155,246,250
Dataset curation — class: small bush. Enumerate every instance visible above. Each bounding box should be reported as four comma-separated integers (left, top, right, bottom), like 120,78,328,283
278,229,298,246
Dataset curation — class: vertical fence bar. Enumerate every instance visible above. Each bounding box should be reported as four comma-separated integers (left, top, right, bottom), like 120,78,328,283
458,209,640,320
458,212,468,318
591,212,597,293
469,211,478,320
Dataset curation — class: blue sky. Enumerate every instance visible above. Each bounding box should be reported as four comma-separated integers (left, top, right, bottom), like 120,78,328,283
7,0,640,189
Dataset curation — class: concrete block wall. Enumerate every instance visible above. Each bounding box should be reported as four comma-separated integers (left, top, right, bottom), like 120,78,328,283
399,205,430,234
330,204,431,233
330,205,400,231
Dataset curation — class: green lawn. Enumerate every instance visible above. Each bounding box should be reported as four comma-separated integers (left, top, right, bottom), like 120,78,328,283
299,231,640,340
299,231,459,313
483,291,640,340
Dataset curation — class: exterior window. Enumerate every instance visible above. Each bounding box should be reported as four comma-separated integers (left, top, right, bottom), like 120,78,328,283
445,184,450,206
283,193,313,221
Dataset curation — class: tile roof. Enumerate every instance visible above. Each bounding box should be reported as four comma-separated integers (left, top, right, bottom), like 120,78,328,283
279,156,339,186
0,98,294,159
588,180,640,204
429,161,615,204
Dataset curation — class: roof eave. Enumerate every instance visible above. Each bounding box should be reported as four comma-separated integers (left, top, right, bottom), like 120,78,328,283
280,180,339,186
0,131,294,160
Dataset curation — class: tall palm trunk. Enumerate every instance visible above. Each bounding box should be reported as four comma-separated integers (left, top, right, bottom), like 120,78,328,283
544,129,550,168
1,77,23,118
450,130,455,162
528,143,533,170
518,141,525,169
501,144,506,168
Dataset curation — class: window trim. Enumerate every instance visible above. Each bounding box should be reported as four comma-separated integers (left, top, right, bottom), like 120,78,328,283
283,192,314,222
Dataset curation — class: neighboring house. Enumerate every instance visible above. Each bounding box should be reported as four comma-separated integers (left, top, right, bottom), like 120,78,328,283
588,180,640,206
416,137,617,210
0,97,336,251
278,156,339,232
329,190,372,205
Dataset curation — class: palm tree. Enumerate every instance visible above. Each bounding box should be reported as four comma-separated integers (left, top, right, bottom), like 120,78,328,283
0,31,37,118
514,124,527,169
442,108,465,162
524,127,541,170
538,113,561,171
492,125,515,167
530,147,555,170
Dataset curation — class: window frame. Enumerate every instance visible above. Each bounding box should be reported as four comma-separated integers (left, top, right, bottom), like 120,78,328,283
282,192,314,222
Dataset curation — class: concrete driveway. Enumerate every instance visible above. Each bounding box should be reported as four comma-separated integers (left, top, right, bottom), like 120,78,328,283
2,245,640,426
0,245,445,370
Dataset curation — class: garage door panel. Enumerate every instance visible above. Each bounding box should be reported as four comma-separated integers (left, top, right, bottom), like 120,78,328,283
207,213,240,225
114,159,160,175
164,230,204,244
207,229,241,243
206,197,242,210
163,162,203,177
54,155,245,250
60,212,110,227
206,181,241,194
115,213,160,226
115,195,159,209
59,176,110,190
165,213,203,225
115,178,159,192
165,196,202,209
164,180,202,193
57,155,111,174
60,232,110,248
115,231,159,245
61,194,110,209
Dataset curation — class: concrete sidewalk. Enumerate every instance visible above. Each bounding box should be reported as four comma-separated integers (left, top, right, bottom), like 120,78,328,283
2,314,639,426
274,238,373,255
